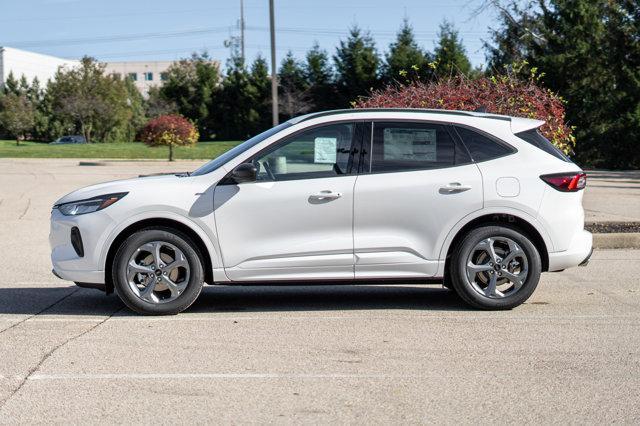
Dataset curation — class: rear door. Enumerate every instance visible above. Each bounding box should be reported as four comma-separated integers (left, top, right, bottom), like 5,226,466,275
353,121,484,278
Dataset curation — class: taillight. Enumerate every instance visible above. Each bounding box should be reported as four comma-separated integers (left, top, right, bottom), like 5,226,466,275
540,172,587,192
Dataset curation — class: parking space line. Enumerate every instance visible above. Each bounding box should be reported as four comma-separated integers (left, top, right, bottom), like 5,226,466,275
1,314,639,323
28,373,426,381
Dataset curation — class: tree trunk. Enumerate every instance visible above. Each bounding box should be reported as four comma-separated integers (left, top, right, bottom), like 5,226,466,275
16,137,20,147
81,123,91,143
169,144,174,162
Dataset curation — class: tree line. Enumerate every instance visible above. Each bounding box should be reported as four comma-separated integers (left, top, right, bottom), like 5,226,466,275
1,1,639,169
0,20,472,143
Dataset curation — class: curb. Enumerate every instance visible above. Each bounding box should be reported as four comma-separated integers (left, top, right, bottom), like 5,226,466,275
593,233,640,249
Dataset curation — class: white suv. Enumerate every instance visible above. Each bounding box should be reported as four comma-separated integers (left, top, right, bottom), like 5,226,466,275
50,109,592,315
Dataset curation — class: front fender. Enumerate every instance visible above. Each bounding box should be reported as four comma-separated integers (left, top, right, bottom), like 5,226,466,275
99,209,222,277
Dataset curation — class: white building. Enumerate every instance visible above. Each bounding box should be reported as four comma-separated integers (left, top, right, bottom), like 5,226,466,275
0,46,79,88
103,61,174,97
1,47,218,97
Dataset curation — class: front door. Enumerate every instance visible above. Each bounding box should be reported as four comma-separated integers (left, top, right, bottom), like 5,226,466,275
213,122,359,281
353,121,484,278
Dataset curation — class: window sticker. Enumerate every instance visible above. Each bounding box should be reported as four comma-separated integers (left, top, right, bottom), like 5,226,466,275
314,137,337,163
383,128,437,161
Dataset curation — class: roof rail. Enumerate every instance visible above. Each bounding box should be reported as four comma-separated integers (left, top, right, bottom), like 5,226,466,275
289,108,512,124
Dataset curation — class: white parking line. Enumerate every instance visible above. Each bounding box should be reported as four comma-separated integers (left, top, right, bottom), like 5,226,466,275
0,314,639,323
27,373,425,381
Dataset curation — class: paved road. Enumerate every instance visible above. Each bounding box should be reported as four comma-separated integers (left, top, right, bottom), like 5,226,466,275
583,170,640,223
0,159,639,423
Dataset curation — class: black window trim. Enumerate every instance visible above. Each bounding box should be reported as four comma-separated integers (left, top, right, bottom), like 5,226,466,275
451,123,518,163
220,119,364,184
358,119,475,175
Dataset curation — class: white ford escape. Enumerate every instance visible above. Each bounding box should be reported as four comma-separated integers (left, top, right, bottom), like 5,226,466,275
50,109,592,315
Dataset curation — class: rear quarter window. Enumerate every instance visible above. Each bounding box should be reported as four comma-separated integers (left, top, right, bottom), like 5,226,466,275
454,126,515,162
515,129,572,162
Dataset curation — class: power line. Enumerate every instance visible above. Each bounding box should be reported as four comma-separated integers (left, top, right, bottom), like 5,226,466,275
3,26,234,48
3,25,489,50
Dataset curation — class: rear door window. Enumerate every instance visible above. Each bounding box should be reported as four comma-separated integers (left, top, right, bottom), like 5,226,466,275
454,126,515,162
369,122,471,173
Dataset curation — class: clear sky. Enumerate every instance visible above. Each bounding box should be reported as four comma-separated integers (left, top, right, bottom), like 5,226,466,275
0,0,498,70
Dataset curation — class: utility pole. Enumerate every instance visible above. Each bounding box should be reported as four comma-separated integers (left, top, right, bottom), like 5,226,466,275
269,0,278,125
240,0,245,62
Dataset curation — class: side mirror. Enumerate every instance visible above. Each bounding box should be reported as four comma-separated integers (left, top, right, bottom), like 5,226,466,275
230,163,257,183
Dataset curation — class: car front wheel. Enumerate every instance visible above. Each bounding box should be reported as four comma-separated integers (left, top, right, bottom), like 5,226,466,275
112,227,204,315
450,225,542,310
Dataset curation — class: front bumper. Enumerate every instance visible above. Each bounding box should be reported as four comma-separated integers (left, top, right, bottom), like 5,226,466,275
547,229,593,272
50,208,113,284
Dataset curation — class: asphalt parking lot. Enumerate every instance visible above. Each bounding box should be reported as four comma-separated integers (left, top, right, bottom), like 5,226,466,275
0,159,639,423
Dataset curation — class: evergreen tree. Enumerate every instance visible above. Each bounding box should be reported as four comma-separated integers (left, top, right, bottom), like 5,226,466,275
485,0,640,169
305,42,336,111
215,55,259,140
249,55,272,133
279,51,312,119
279,51,308,93
433,20,472,76
3,72,20,95
384,19,432,83
333,26,381,105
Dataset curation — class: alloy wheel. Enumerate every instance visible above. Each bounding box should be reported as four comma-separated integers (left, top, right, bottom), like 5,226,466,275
465,236,529,298
126,241,190,304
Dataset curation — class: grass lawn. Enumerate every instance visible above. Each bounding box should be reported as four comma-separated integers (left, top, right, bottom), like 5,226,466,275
0,140,242,160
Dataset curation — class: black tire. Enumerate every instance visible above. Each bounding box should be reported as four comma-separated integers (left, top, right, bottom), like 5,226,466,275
112,227,204,315
450,225,541,310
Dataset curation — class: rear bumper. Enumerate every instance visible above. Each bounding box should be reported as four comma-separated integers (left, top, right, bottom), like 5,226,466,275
547,230,593,272
579,247,594,266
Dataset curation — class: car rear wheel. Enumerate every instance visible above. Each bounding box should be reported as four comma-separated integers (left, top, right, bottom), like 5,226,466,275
112,227,204,315
450,225,541,310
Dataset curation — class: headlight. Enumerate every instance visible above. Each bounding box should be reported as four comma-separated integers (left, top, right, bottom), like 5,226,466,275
55,192,128,216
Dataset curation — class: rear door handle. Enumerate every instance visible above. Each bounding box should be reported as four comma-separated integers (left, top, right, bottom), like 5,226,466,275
439,182,472,194
309,190,342,201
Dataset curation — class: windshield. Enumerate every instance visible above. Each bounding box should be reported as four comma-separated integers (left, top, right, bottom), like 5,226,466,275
191,122,293,176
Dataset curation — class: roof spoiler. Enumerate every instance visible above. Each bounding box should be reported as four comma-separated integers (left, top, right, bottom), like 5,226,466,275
511,117,545,134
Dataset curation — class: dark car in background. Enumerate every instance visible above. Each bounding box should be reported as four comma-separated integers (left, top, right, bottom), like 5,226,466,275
50,135,86,145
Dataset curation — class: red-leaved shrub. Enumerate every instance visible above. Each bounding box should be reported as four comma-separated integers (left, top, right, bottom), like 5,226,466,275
140,114,199,161
356,74,575,154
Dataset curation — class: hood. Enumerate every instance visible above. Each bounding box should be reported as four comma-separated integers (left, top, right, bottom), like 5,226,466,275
53,174,187,205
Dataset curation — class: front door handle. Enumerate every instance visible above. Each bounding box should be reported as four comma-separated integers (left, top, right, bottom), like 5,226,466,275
309,190,342,201
439,182,472,194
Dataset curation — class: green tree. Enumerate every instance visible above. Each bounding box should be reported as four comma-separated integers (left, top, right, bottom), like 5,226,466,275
3,72,20,95
305,42,336,111
0,93,36,145
215,55,259,140
334,26,381,105
279,51,312,119
160,52,220,139
384,19,432,83
433,20,472,76
47,57,136,143
145,86,177,118
485,0,640,168
249,55,272,133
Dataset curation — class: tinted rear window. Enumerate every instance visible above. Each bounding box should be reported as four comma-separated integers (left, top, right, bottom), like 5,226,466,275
454,126,514,162
515,129,571,162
